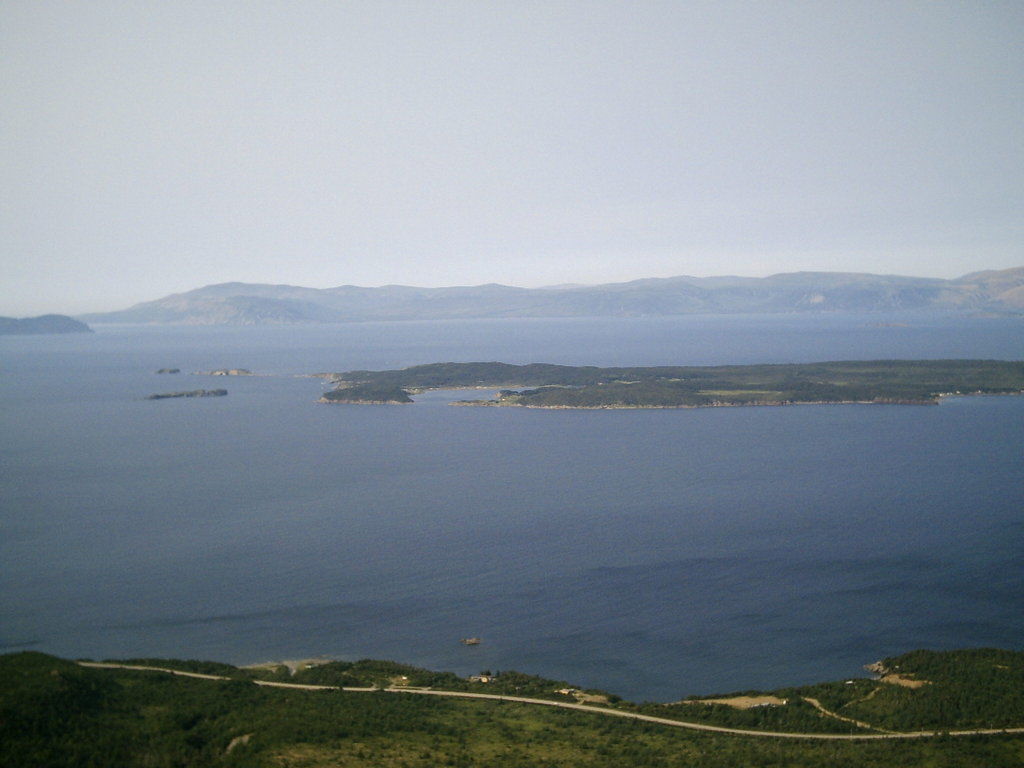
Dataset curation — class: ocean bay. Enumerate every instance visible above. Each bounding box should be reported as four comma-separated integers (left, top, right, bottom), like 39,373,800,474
1,313,1022,701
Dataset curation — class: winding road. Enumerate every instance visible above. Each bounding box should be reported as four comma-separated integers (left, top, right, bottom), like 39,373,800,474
78,662,1024,742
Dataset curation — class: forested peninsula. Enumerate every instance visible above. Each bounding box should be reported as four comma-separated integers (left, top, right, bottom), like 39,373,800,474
323,359,1024,408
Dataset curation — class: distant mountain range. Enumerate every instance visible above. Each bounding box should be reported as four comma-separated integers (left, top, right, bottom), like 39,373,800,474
79,267,1024,325
0,314,93,335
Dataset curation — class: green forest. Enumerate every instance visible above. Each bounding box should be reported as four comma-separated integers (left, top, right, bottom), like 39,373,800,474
3,648,1023,767
326,359,1024,408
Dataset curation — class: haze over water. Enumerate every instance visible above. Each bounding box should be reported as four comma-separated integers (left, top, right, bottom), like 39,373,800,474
2,312,1022,701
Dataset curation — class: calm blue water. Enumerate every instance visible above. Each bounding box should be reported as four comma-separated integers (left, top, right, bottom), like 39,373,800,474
2,312,1022,701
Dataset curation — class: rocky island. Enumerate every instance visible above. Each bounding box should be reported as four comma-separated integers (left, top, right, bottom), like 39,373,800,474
146,389,228,400
325,360,1024,409
195,368,253,376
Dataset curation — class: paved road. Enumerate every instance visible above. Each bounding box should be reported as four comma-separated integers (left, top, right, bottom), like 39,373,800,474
78,662,1024,742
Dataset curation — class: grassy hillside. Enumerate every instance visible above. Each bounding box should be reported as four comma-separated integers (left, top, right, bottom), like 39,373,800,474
3,650,1023,767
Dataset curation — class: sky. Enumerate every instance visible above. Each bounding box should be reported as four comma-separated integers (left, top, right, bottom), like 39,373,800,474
2,1,1022,315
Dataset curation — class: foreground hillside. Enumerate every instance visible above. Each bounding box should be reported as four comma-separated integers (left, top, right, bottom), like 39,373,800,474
3,649,1023,767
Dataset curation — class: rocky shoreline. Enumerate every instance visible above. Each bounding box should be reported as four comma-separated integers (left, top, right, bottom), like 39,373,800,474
317,396,412,405
450,397,939,410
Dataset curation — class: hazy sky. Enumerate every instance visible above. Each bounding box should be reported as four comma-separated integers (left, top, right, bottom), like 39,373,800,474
2,1,1022,315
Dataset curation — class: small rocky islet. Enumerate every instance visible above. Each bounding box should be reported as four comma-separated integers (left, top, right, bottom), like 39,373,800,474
146,389,227,400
